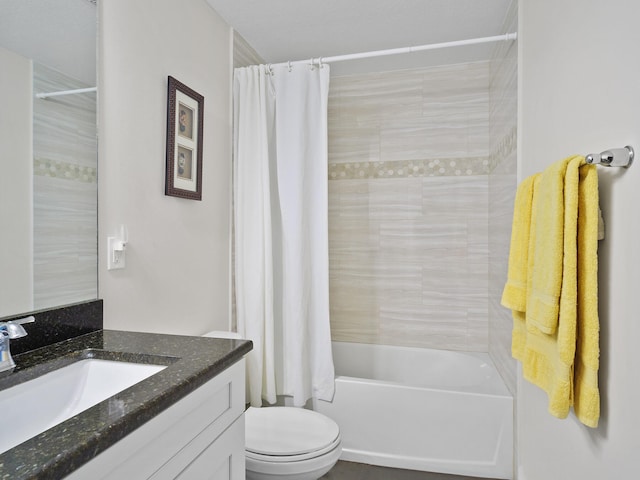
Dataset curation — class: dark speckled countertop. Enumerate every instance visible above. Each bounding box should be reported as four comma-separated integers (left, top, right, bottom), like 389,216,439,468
0,330,252,480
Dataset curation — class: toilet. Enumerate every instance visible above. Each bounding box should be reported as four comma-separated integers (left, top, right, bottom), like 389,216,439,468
203,331,342,480
245,406,342,480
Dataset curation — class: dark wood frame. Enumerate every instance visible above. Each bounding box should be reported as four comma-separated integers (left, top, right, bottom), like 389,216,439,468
165,76,204,200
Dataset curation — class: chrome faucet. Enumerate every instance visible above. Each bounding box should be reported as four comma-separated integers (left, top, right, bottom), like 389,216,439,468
0,316,34,373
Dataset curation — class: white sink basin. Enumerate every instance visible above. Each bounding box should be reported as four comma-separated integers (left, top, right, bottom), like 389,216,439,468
0,359,166,454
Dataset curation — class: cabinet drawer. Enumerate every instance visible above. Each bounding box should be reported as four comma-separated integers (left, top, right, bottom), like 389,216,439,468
174,416,244,480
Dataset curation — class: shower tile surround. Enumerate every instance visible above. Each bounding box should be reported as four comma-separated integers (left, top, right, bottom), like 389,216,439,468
327,7,518,390
233,30,264,69
33,63,98,310
328,61,493,351
488,0,518,395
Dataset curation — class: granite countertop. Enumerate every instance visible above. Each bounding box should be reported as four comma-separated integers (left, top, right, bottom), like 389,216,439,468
0,329,252,480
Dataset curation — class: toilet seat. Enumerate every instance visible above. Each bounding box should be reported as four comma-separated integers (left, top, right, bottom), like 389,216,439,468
245,407,340,459
246,435,341,462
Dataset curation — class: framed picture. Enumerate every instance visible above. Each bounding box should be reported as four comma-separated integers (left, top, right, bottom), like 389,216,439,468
165,76,204,200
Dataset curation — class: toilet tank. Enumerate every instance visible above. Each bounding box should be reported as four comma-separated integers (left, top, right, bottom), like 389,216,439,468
203,330,243,340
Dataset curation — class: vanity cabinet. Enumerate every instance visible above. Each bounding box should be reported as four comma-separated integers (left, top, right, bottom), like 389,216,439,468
66,359,246,480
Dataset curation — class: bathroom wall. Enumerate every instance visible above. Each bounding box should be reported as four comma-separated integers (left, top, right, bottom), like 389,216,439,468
518,0,640,477
0,46,33,317
488,0,518,394
98,0,233,334
328,62,491,351
33,63,98,310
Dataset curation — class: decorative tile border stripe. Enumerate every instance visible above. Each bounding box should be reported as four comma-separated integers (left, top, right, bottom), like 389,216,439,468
34,158,97,183
489,125,517,172
328,156,491,180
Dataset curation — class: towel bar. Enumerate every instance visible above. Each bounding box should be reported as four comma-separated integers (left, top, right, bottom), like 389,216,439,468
585,145,634,167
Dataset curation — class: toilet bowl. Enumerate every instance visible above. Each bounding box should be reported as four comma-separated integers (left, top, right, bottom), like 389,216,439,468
203,331,342,480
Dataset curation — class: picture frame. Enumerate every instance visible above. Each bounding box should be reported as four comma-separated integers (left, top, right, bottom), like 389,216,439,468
165,76,204,200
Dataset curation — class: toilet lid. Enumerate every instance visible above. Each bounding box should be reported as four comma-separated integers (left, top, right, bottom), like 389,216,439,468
245,407,340,457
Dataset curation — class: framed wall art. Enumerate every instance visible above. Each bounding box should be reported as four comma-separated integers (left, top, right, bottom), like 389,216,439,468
165,76,204,200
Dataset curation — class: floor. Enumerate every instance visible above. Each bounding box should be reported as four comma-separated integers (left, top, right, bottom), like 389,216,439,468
320,461,498,480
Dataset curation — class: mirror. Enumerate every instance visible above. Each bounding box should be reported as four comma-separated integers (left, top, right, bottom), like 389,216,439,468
0,0,98,318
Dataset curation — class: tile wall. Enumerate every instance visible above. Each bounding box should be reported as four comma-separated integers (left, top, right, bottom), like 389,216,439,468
33,63,97,309
328,61,491,351
233,31,264,69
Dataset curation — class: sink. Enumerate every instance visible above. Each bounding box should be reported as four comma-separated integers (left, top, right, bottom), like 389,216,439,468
0,359,166,454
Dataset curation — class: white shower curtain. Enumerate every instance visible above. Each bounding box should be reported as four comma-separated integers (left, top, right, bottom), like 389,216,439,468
233,63,335,407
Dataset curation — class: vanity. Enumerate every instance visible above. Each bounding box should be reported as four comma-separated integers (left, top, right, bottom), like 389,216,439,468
0,329,252,479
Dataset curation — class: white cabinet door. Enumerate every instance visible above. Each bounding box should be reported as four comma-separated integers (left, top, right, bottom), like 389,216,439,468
66,359,246,480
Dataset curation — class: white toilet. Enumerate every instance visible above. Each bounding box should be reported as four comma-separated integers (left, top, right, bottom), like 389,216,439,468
245,406,342,480
203,331,342,480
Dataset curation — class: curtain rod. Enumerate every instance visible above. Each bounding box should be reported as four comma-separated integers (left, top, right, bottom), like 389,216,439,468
269,32,517,68
35,87,97,99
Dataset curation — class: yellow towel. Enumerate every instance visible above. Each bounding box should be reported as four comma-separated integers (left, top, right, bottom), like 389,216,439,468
574,164,600,427
502,174,540,364
501,173,539,313
504,156,600,427
527,155,583,335
522,155,583,419
510,175,540,363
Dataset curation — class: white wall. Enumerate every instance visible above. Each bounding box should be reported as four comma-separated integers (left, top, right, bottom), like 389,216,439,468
98,0,233,334
518,0,640,477
0,46,33,317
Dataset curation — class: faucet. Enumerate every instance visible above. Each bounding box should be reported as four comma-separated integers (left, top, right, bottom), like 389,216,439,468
0,316,34,373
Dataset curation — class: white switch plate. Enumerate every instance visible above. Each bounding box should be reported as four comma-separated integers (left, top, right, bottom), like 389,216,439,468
107,236,126,270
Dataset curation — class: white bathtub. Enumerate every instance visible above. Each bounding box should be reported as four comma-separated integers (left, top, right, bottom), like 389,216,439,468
314,342,513,479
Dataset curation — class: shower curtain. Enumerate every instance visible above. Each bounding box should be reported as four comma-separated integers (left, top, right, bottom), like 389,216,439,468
233,63,335,408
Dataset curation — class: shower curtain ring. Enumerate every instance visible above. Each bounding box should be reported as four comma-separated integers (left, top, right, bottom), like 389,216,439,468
287,61,292,72
267,64,274,75
309,58,315,70
318,57,324,69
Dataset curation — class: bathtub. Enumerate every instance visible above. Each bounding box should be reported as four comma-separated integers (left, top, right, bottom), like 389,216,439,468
313,342,513,479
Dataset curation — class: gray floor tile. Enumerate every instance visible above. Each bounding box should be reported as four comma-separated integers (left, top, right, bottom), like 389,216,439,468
320,461,499,480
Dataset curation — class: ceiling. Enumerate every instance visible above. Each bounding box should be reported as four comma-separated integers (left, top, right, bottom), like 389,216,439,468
0,0,513,84
206,0,514,75
0,0,96,85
